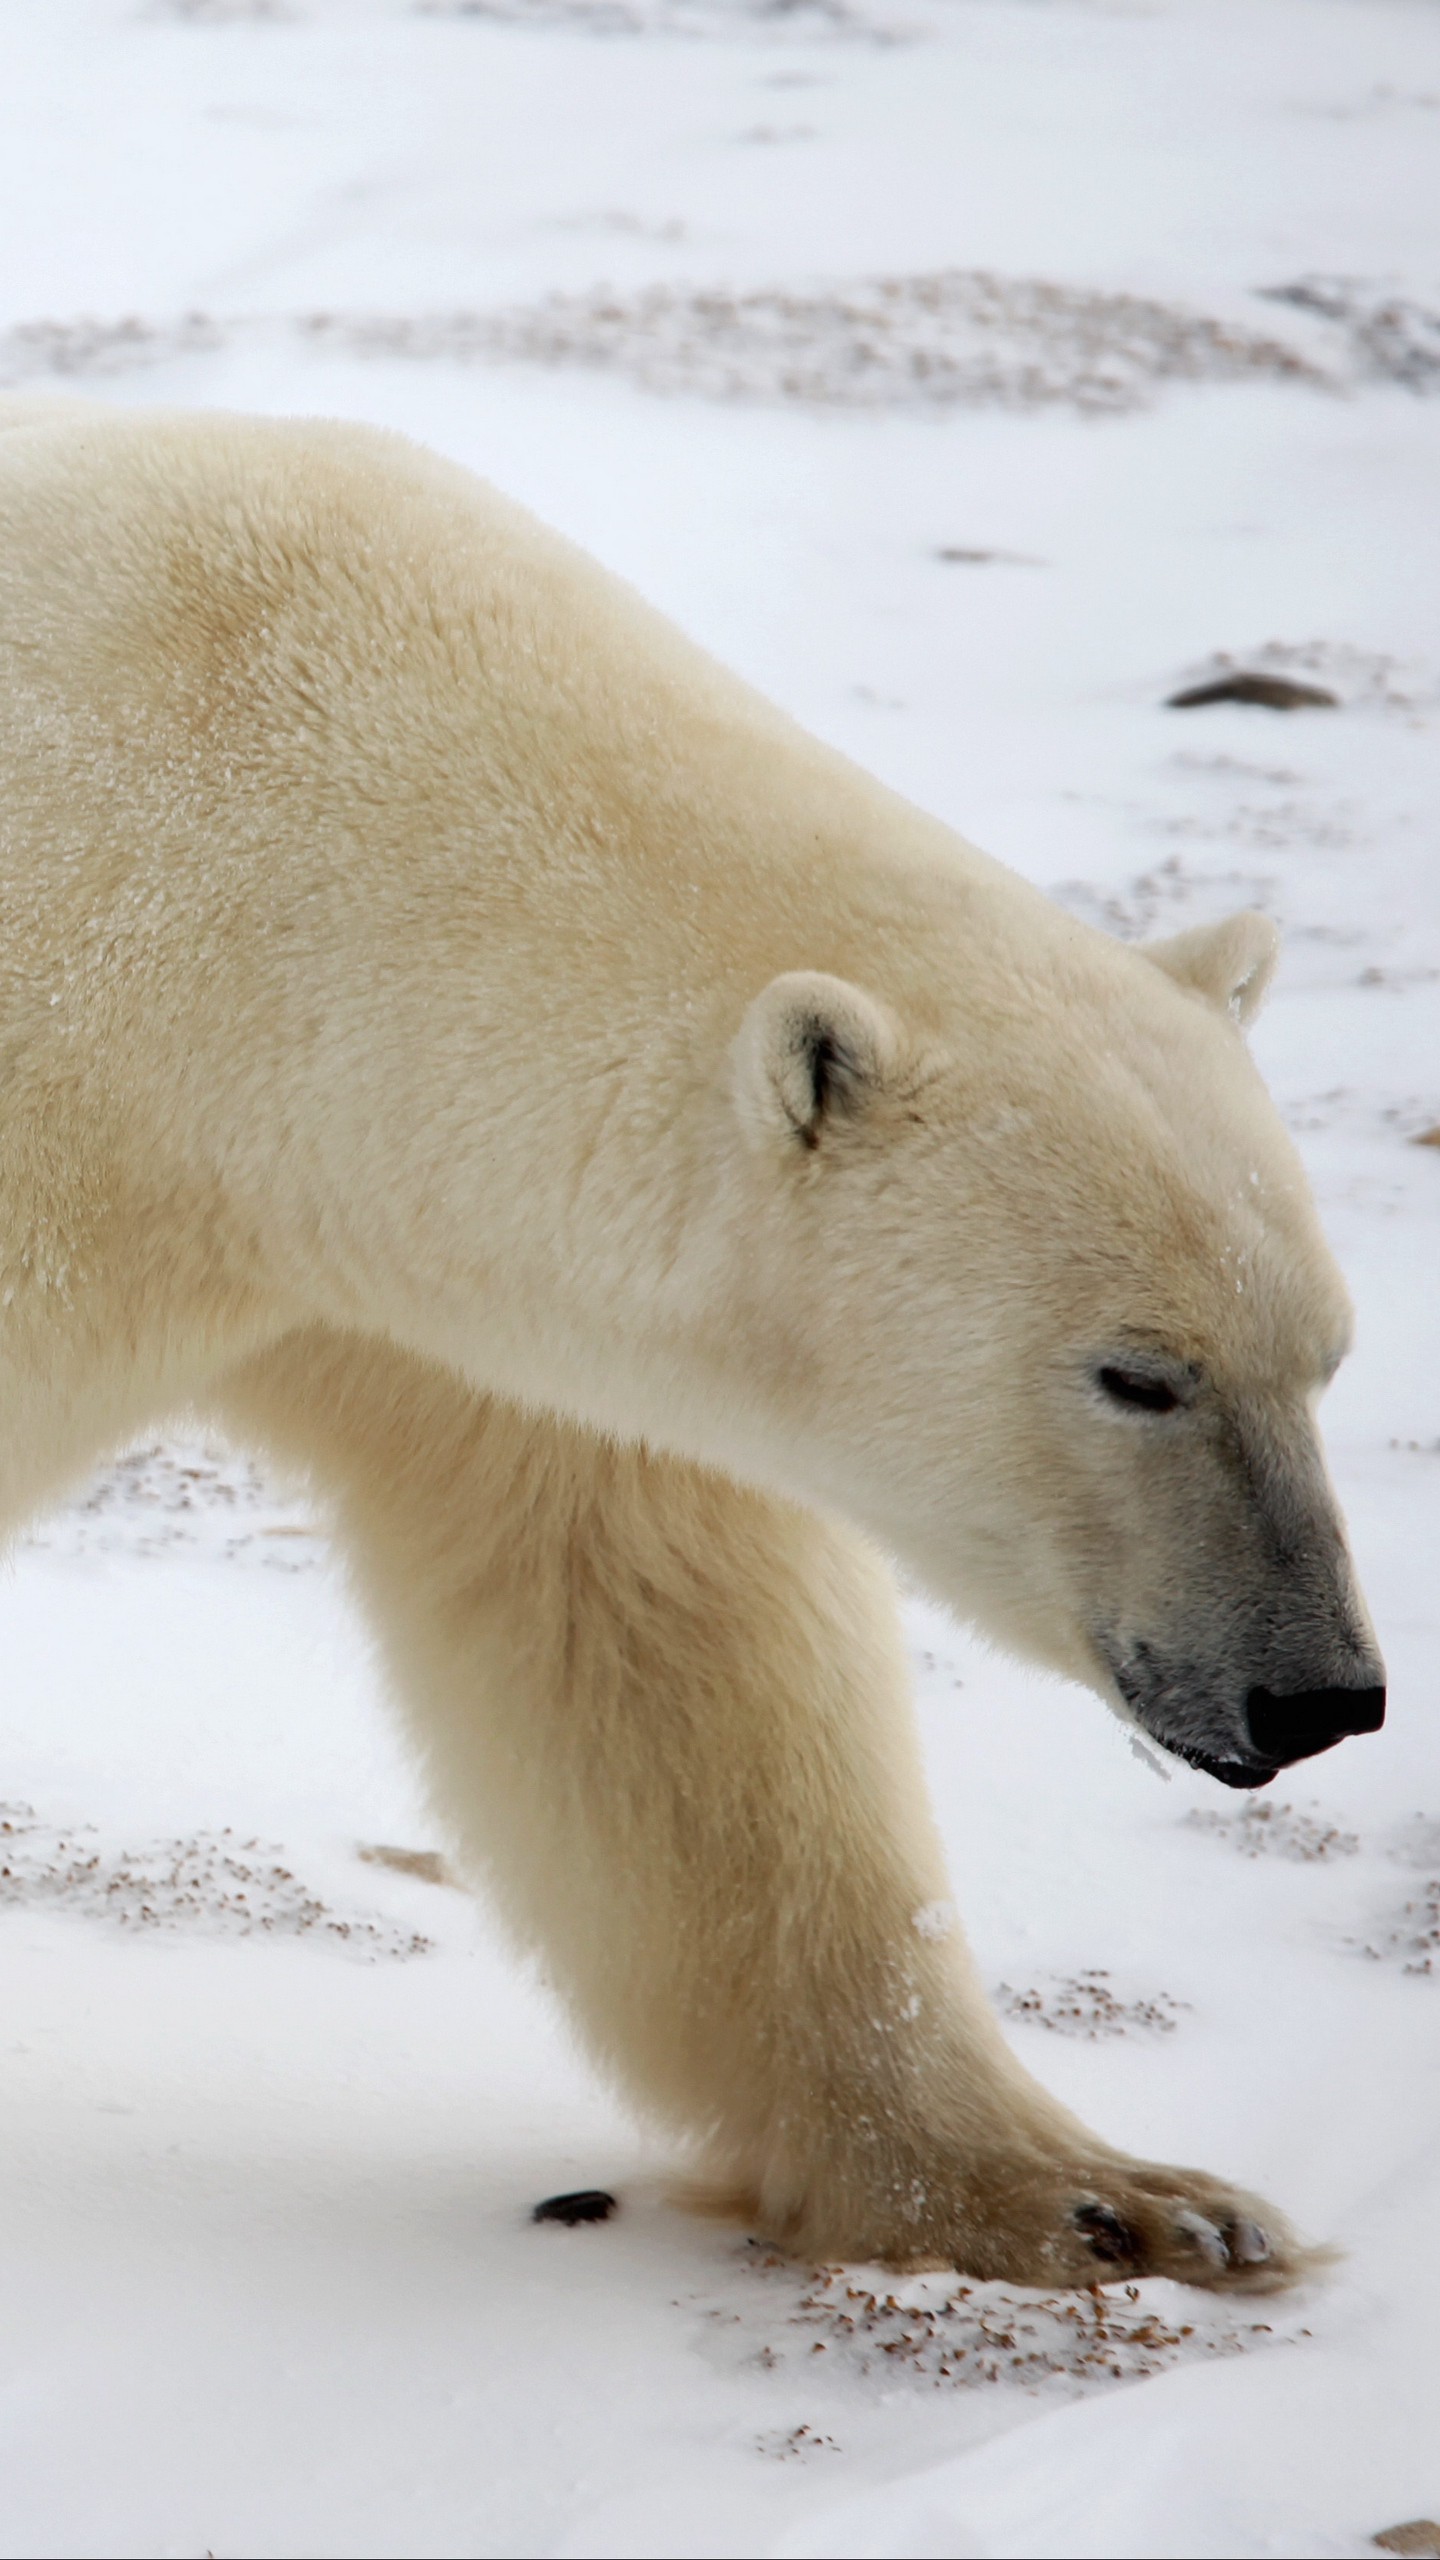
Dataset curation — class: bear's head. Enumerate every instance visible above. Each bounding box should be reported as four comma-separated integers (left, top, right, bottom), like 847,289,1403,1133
729,907,1384,1790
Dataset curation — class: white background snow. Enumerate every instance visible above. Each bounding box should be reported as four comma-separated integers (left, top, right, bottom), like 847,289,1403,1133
1,2,1438,2553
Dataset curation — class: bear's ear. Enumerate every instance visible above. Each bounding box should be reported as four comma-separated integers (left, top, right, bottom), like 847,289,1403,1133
733,971,902,1152
1141,910,1280,1028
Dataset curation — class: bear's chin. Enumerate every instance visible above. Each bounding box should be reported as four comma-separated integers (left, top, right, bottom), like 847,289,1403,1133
1171,1741,1282,1791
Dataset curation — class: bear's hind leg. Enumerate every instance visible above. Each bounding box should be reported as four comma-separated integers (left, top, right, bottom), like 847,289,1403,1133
215,1329,1316,2294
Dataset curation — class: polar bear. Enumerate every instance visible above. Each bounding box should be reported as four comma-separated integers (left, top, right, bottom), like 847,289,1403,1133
0,398,1383,2292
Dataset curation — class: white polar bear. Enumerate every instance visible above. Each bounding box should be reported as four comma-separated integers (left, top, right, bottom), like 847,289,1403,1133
0,398,1383,2291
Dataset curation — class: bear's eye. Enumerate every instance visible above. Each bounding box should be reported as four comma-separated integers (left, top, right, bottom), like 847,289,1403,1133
1096,1364,1183,1415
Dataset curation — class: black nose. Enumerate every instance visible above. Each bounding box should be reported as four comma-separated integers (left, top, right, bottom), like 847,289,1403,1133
1245,1684,1386,1767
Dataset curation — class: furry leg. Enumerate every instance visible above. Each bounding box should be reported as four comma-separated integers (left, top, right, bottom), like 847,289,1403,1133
214,1328,1310,2291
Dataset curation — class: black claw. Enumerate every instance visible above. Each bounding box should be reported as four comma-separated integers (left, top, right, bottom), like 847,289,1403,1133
532,2188,617,2227
1074,2201,1141,2265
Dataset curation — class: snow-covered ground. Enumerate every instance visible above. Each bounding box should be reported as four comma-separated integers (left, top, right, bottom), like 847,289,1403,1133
2,2,1438,2552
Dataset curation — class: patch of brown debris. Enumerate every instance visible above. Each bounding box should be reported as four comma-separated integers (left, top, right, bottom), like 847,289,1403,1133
714,2248,1292,2394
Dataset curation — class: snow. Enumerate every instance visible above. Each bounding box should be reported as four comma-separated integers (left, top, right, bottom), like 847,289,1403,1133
1,1,1438,2552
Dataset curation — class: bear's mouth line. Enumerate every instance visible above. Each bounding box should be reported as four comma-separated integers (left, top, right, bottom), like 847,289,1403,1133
1166,1738,1282,1792
1099,1652,1282,1791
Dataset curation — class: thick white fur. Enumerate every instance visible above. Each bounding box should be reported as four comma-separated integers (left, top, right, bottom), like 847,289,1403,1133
0,399,1360,2287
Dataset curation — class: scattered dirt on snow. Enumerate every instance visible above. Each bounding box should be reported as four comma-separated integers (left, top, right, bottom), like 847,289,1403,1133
1166,754,1308,787
1354,1879,1440,1976
0,312,223,389
913,1644,963,1688
21,1437,326,1570
153,1,295,16
1184,1802,1440,1971
0,1805,433,1957
995,1968,1187,2039
0,288,1321,419
757,2422,842,2459
1282,1091,1440,1143
1161,800,1358,860
28,277,1435,417
1263,277,1440,392
1183,1800,1362,1862
300,275,1320,416
708,2247,1289,2395
413,0,921,40
1051,851,1278,942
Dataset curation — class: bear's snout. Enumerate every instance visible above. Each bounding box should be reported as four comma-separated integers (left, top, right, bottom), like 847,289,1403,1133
1245,1680,1386,1768
1104,1632,1387,1791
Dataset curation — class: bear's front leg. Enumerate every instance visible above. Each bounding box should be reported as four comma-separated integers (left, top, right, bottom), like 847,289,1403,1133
218,1334,1318,2295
